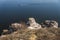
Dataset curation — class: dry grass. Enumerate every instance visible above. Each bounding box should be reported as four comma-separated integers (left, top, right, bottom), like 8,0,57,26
0,27,60,40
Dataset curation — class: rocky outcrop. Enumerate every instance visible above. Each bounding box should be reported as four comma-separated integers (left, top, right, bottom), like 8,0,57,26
9,18,58,30
9,21,27,31
0,17,60,40
50,20,58,28
0,17,59,36
27,18,42,30
2,29,10,35
10,23,22,31
41,20,58,28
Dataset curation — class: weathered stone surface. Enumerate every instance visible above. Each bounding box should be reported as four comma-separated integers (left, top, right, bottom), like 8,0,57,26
27,17,42,30
41,20,58,28
10,22,27,31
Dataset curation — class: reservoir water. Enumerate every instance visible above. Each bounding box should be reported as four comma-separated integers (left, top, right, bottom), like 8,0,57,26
0,0,60,27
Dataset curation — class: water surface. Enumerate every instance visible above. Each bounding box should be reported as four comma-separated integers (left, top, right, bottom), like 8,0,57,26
0,0,60,27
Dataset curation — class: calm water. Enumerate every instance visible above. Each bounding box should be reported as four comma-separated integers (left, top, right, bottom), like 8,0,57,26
0,0,60,27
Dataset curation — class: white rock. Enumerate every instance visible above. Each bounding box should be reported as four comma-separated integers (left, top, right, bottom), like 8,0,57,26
45,20,50,25
11,23,21,28
50,20,58,28
27,18,42,30
41,20,58,28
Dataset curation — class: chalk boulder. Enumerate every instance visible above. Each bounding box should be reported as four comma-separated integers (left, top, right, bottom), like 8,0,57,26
27,18,42,30
41,20,58,28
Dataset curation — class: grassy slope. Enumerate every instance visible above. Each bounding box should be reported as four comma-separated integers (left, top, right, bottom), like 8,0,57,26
0,27,60,40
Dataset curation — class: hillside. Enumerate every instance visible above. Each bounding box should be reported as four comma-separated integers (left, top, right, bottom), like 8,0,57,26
0,27,60,40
